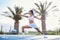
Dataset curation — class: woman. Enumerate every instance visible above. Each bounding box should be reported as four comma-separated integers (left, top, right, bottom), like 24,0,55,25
21,10,42,35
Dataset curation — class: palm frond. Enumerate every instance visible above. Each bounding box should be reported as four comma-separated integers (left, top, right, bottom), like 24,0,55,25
45,1,47,7
52,6,56,9
1,14,8,16
1,14,13,19
7,16,14,19
47,6,57,11
35,3,41,11
17,7,23,14
44,1,47,10
14,6,19,13
1,6,23,21
40,2,44,11
33,9,41,15
33,9,40,13
19,17,22,20
52,9,59,11
43,3,45,10
7,7,15,16
3,11,11,16
46,2,52,10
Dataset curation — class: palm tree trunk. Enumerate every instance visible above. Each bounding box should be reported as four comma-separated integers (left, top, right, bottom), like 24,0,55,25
41,14,46,34
1,26,3,32
14,20,19,34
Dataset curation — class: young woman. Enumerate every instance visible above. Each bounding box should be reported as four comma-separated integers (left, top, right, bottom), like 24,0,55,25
21,10,42,34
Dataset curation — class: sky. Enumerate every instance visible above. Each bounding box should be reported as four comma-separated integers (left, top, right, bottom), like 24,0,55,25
0,0,60,32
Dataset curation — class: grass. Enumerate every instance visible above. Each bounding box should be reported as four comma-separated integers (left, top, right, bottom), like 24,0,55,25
0,30,60,35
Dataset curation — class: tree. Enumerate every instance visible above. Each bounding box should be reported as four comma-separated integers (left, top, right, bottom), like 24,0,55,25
1,6,23,34
1,26,3,32
34,1,57,34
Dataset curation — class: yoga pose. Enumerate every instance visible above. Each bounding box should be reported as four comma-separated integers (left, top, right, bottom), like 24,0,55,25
21,10,42,34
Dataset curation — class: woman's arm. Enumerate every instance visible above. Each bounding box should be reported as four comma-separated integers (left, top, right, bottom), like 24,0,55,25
34,16,41,20
21,15,28,18
22,13,28,18
20,13,28,18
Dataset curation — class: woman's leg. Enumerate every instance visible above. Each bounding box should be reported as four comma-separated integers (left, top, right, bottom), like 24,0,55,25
22,25,31,33
35,28,43,34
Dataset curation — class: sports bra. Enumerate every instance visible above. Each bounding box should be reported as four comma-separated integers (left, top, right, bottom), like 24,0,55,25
28,16,34,20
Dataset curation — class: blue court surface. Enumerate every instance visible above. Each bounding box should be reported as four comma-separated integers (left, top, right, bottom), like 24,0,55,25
0,35,60,40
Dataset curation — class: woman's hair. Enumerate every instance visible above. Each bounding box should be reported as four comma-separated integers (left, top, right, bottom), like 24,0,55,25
29,10,34,15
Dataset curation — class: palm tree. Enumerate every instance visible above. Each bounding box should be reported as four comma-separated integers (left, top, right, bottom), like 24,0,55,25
1,26,3,32
34,1,57,34
1,6,23,34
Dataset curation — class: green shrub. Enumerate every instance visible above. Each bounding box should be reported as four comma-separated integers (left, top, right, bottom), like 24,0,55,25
0,31,4,34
